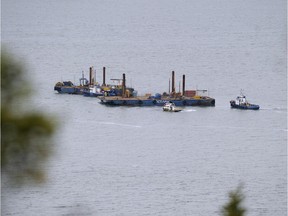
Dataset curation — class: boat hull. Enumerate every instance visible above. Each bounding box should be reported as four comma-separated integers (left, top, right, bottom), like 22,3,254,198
54,86,88,94
230,103,260,110
163,108,182,112
83,92,104,97
99,96,215,107
163,109,182,112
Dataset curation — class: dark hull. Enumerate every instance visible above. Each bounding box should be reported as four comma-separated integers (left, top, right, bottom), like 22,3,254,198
230,103,260,110
99,96,215,107
54,86,88,94
163,109,182,112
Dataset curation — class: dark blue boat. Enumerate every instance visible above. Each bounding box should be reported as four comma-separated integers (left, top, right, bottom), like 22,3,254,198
54,81,89,94
230,94,260,110
54,71,90,94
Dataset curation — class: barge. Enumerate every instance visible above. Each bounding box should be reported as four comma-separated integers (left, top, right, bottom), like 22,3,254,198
99,95,215,106
54,67,123,96
98,72,215,107
54,69,91,94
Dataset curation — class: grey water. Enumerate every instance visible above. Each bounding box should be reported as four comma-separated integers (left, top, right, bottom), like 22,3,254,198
1,0,287,215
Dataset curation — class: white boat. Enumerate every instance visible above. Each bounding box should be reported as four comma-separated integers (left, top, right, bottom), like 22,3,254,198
162,102,182,112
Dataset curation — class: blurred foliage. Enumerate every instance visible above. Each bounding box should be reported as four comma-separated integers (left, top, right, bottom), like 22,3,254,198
1,50,55,184
221,185,247,216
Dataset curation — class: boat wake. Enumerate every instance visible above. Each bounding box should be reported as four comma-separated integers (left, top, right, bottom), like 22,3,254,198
183,109,197,112
260,107,287,112
190,124,287,132
98,121,142,128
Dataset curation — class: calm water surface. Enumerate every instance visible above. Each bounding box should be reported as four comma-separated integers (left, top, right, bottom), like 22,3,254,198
2,0,287,215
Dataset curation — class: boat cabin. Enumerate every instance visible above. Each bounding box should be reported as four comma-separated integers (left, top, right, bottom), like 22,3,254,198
235,95,248,105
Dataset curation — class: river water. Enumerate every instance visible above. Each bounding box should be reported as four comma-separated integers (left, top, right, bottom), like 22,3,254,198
2,0,287,215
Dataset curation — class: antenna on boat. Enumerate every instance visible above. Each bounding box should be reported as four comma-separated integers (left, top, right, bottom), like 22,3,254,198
80,70,84,86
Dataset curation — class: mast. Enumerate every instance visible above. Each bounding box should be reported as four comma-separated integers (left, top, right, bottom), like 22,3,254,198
122,73,126,97
182,74,185,96
172,71,175,93
102,67,106,86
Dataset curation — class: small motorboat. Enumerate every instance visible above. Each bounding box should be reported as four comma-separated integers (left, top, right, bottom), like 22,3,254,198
163,102,183,112
230,93,260,110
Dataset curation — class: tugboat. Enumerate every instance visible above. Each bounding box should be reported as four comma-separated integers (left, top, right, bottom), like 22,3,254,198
230,92,260,110
163,102,183,112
